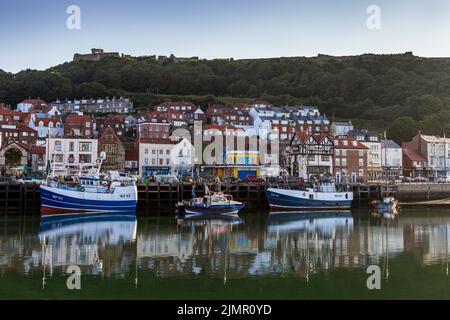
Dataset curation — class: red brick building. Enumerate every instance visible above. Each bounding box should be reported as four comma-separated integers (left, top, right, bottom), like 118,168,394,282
0,123,38,149
206,105,252,126
333,136,369,183
98,115,127,138
402,142,427,177
98,127,126,171
138,116,172,140
64,114,96,138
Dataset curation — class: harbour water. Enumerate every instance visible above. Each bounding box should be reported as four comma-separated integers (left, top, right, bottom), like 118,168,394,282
1,208,450,299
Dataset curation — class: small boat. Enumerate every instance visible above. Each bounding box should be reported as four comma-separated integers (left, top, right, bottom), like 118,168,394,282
371,197,399,215
176,189,245,216
40,152,138,216
266,181,353,212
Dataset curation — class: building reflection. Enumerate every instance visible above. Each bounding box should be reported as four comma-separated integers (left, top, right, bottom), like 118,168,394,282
37,214,137,278
1,210,450,278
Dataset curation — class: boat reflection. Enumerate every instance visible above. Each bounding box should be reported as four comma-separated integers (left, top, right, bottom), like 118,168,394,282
176,213,245,228
39,213,137,278
267,211,353,234
2,210,450,282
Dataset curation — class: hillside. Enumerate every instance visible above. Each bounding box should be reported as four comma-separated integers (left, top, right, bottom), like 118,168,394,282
1,52,450,143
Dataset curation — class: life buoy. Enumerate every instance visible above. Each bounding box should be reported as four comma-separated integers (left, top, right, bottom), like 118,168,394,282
80,187,85,192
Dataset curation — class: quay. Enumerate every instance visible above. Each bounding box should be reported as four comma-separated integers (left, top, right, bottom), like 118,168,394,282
1,181,449,215
0,182,450,214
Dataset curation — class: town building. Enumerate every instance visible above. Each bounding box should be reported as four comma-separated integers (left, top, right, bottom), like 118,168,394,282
98,127,126,171
64,114,96,138
16,98,48,113
381,140,403,179
125,147,139,175
285,132,334,181
0,140,46,172
402,143,427,178
24,114,64,139
97,115,127,139
333,136,369,183
402,133,450,179
331,121,354,136
46,137,98,174
206,105,252,126
138,117,172,140
52,97,133,115
250,105,330,142
155,101,196,112
0,124,38,149
198,125,262,180
348,129,382,181
139,137,194,177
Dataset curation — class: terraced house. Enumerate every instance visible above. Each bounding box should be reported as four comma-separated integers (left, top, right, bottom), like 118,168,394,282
333,136,369,183
98,127,126,171
348,129,382,181
285,132,334,181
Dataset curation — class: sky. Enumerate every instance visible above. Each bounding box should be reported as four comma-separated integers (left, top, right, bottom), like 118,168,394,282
0,0,450,73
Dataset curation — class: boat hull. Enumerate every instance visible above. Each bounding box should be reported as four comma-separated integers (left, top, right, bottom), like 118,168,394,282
178,203,245,215
40,185,138,216
266,188,353,212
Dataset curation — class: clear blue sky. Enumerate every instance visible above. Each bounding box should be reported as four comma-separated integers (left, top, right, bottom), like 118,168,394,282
1,0,449,72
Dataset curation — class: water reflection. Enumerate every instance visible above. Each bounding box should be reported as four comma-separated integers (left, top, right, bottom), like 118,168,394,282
39,214,137,278
0,209,450,281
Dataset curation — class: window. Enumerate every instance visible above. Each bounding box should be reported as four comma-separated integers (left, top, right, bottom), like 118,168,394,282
152,150,156,155
342,159,347,166
166,159,170,165
321,155,330,162
79,142,92,152
69,142,75,152
166,150,170,155
341,150,347,157
335,158,341,166
358,150,364,157
359,159,364,167
79,154,92,163
86,122,91,128
145,149,149,155
54,154,63,162
55,141,62,152
308,155,315,162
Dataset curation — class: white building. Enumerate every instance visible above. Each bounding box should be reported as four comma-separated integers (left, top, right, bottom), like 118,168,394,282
381,140,403,178
139,137,194,177
331,122,354,136
27,114,64,139
46,137,98,174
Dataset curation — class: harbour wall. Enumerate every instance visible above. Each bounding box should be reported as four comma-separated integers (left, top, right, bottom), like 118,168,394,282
0,182,449,215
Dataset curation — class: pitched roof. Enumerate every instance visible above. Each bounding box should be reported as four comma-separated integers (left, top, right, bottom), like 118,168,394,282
21,98,47,106
334,136,368,149
381,140,401,149
403,148,426,161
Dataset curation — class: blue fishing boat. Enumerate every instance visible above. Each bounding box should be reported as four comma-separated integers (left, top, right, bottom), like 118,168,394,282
40,153,137,216
266,182,353,212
